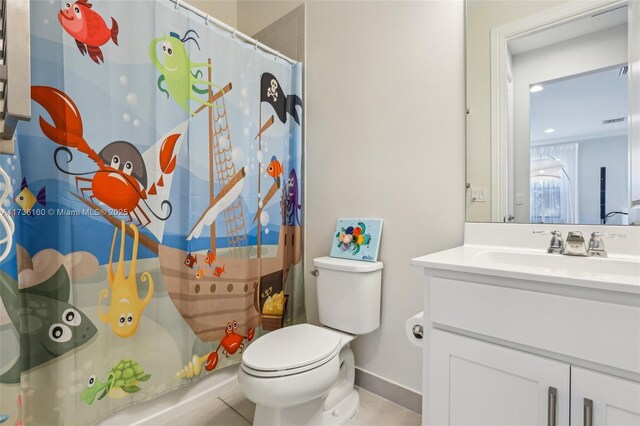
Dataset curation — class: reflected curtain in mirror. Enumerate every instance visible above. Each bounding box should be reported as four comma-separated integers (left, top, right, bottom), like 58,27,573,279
530,143,578,223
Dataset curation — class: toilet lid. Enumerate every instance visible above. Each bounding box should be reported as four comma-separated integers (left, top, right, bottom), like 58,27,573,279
242,324,341,373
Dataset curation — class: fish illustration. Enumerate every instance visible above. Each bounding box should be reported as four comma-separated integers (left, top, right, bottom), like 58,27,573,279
213,265,225,278
195,268,206,280
0,415,8,423
266,156,283,182
58,0,119,64
14,178,46,214
204,249,216,267
184,253,197,269
0,266,98,384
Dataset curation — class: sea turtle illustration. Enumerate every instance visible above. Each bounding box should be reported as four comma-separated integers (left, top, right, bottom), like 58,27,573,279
0,266,98,384
80,359,151,404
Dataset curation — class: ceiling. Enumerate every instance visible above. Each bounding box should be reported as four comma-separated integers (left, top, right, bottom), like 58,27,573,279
529,66,628,145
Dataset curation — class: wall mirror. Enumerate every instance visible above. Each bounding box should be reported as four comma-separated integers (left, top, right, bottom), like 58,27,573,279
466,0,640,225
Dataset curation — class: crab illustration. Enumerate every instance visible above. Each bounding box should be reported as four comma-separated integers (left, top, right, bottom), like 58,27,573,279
204,320,255,371
30,86,180,227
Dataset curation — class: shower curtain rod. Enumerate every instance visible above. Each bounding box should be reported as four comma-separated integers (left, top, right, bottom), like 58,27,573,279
169,0,297,65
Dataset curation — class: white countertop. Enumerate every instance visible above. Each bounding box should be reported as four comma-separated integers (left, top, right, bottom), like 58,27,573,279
411,223,640,294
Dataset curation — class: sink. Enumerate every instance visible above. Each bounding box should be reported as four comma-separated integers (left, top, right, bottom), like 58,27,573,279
411,224,640,293
412,244,640,292
473,250,640,282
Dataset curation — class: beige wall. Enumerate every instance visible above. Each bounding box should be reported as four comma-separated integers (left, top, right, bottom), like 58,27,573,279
465,0,570,222
237,1,304,36
189,0,238,27
302,1,465,393
252,5,304,62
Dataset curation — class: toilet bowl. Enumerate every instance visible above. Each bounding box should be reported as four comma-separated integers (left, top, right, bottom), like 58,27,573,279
238,323,358,426
238,256,383,426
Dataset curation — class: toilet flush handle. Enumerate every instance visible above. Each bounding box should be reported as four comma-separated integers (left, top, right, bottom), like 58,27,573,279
309,269,319,277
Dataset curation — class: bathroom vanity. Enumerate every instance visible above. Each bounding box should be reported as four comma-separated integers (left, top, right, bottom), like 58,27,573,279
412,223,640,426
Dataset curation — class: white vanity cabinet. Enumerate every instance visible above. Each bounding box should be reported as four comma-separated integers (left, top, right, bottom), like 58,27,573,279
570,367,640,426
429,329,640,426
412,232,640,426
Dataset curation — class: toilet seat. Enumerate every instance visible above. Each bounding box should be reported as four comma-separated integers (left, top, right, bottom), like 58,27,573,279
241,324,342,378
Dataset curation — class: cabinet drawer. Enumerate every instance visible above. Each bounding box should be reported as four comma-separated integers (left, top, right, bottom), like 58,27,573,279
430,277,640,374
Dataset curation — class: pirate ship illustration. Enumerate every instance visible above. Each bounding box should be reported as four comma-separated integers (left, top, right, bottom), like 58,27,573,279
156,62,303,341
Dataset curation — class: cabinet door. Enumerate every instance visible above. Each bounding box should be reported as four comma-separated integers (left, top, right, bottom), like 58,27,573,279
571,367,640,426
429,330,570,426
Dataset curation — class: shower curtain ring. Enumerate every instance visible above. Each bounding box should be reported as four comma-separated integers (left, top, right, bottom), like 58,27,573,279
175,0,180,9
275,51,280,61
232,29,237,39
254,40,259,50
205,14,210,25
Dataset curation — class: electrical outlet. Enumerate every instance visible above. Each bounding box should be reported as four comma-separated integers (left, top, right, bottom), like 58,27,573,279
516,193,524,205
471,188,486,202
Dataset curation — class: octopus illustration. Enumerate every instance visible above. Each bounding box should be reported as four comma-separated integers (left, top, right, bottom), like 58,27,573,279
98,221,154,338
149,30,220,114
30,86,179,227
285,169,301,226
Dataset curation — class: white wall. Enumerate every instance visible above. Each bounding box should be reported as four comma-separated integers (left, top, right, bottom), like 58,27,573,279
512,25,628,222
466,0,571,222
301,1,465,393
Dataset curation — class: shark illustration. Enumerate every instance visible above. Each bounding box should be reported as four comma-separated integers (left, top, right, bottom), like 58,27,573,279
0,266,98,384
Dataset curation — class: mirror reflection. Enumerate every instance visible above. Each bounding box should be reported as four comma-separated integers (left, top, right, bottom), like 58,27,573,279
465,0,640,225
530,67,628,225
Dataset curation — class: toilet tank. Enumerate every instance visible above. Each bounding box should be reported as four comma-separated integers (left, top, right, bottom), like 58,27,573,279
313,256,383,335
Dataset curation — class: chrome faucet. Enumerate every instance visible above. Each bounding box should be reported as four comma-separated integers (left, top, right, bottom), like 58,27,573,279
533,230,564,254
587,232,627,258
535,230,626,257
563,231,587,256
588,232,606,257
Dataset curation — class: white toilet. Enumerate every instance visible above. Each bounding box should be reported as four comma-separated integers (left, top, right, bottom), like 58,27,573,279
238,256,383,426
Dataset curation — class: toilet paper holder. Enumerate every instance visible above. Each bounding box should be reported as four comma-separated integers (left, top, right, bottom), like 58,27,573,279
412,324,423,339
406,311,424,347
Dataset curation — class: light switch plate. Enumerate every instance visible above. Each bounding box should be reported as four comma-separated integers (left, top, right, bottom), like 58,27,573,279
516,193,524,205
471,188,486,202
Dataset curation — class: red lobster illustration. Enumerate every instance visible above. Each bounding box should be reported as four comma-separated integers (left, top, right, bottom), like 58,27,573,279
31,86,180,227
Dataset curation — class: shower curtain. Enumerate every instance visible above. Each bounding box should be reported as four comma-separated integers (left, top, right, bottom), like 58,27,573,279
0,0,304,424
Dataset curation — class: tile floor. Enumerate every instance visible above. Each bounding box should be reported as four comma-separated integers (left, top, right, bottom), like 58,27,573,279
180,386,421,425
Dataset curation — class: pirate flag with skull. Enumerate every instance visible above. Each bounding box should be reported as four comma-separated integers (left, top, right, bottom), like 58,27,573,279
260,72,303,125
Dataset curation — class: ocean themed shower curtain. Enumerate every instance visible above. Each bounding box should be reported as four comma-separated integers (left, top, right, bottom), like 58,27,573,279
0,0,304,424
